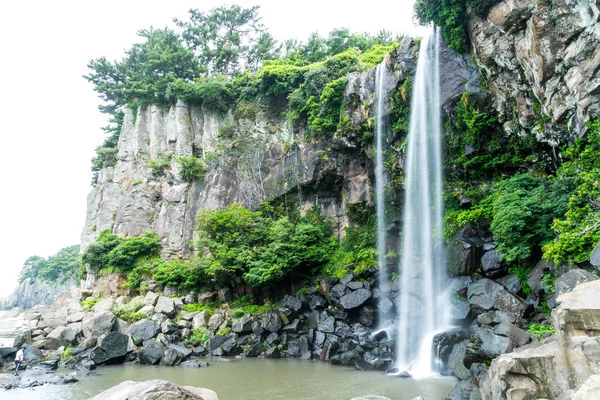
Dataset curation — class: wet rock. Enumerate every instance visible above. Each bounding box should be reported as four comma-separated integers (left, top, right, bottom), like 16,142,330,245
432,329,469,366
339,289,371,310
261,311,282,333
179,360,208,368
160,348,185,366
464,329,513,368
139,341,165,365
359,306,376,327
481,250,506,279
377,298,394,314
447,226,485,276
317,316,335,333
448,340,471,381
467,278,530,319
448,380,481,400
91,331,129,365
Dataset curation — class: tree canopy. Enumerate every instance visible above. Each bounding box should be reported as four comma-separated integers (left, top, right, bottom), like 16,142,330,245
20,245,80,284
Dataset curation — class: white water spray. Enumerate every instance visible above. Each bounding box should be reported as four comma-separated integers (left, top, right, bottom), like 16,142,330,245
374,60,390,327
395,27,449,377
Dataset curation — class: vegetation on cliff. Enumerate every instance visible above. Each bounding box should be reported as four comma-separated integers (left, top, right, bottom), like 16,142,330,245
85,4,399,184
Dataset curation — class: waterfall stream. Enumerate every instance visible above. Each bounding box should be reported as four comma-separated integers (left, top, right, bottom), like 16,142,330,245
374,27,449,378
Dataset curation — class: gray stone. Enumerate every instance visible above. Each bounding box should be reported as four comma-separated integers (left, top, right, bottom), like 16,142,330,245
448,380,481,400
93,297,115,313
591,243,600,268
139,341,165,365
192,310,211,329
45,326,77,350
83,311,116,339
481,250,506,279
317,316,335,333
144,292,158,306
160,348,184,366
448,340,471,381
218,288,231,303
207,313,225,331
280,295,302,312
161,319,179,334
492,322,532,347
88,379,218,400
339,289,371,310
467,278,529,318
231,315,253,333
555,269,597,296
154,296,176,317
91,331,129,364
261,311,282,333
128,319,159,341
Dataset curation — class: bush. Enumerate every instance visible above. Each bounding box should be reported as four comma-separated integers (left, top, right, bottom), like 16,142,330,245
147,153,173,176
177,155,207,182
81,297,101,309
527,323,555,341
113,303,147,322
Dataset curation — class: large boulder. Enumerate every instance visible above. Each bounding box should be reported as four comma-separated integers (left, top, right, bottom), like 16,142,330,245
139,341,165,365
555,269,597,297
38,308,68,329
45,326,77,350
467,278,530,319
192,310,211,330
154,296,176,317
447,225,486,276
90,331,129,365
261,311,282,333
128,319,159,341
464,328,513,368
554,279,600,337
83,311,116,339
481,249,506,279
88,379,218,400
339,289,372,310
0,311,30,358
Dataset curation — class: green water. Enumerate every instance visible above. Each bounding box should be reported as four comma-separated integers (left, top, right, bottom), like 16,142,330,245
5,358,456,400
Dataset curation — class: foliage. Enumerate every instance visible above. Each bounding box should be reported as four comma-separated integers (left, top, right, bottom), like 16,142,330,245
182,302,220,313
91,111,123,185
229,295,273,316
19,245,80,284
177,155,207,182
81,297,101,309
81,230,161,275
152,258,207,292
147,153,173,176
175,5,278,75
61,345,73,361
112,303,147,322
324,203,377,278
507,265,533,294
166,75,233,113
527,323,556,341
194,203,332,286
185,328,212,346
217,327,231,335
543,120,600,264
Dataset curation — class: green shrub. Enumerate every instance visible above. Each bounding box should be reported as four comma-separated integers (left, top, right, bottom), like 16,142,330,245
182,302,219,313
233,309,246,318
81,297,101,309
527,323,555,341
185,328,212,346
229,295,273,316
147,153,173,176
177,155,207,182
112,303,147,322
217,327,231,335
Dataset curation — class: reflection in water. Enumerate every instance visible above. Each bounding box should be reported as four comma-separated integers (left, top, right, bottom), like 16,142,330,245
6,358,456,400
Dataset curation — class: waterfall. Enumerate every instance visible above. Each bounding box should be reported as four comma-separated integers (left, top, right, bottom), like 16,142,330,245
374,60,391,329
395,27,449,377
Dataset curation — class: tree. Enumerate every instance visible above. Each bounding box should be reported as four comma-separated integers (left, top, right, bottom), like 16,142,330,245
20,245,81,283
175,5,277,75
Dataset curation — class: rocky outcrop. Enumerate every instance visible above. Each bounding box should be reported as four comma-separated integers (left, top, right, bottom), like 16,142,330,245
470,0,600,145
88,380,218,400
0,279,76,311
480,280,600,399
80,36,479,271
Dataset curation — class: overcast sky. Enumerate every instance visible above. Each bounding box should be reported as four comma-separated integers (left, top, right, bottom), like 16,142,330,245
0,0,423,298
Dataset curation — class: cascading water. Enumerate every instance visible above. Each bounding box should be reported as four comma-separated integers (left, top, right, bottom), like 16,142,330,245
374,60,391,330
394,27,449,378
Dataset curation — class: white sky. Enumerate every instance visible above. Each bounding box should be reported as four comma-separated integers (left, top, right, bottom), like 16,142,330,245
0,0,423,298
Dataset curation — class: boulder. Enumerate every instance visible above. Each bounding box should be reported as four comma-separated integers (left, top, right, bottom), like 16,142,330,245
448,380,481,400
464,328,513,368
161,319,179,334
359,306,376,327
218,288,231,303
261,311,282,333
281,295,303,312
154,296,176,317
88,379,218,400
481,249,506,279
467,278,530,318
160,347,185,366
207,314,225,331
555,269,597,297
339,289,371,310
128,319,160,341
94,297,115,313
91,331,129,364
144,292,159,306
448,340,471,380
591,243,600,268
45,326,77,350
447,227,485,276
573,375,600,400
492,322,531,348
554,280,600,337
83,311,116,339
350,397,391,400
192,310,211,330
38,308,68,329
231,315,253,333
139,341,165,365
67,311,85,323
317,316,335,333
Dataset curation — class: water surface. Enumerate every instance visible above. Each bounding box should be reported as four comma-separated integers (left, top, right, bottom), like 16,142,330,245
6,358,456,400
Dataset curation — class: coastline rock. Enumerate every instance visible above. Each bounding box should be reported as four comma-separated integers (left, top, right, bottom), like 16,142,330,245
88,379,218,400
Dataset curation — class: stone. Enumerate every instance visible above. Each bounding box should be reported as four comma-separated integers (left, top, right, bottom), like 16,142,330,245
359,306,376,327
94,297,115,313
88,379,218,400
464,328,513,368
317,316,335,333
573,375,600,400
218,288,231,303
139,341,165,365
591,243,600,268
447,228,485,276
261,311,282,333
231,315,253,333
481,249,506,279
91,331,129,365
179,360,209,368
280,295,303,312
555,269,597,297
192,310,212,329
448,340,471,381
448,380,481,400
554,280,600,337
497,275,522,294
144,292,158,306
207,313,225,331
45,326,77,350
160,348,185,366
38,308,68,329
309,295,326,310
467,278,530,318
154,296,176,317
128,319,159,341
161,319,179,334
377,298,394,314
493,322,532,348
83,311,116,339
339,289,371,310
67,311,85,323
350,397,392,400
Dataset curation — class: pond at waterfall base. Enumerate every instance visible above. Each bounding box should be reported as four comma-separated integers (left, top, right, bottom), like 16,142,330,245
5,358,456,400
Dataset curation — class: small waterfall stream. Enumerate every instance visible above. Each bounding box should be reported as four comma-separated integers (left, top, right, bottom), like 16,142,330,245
374,60,390,329
388,27,449,377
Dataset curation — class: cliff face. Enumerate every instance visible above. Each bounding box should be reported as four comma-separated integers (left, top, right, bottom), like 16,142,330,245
470,0,600,146
80,37,478,263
